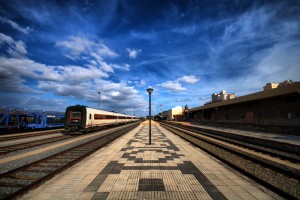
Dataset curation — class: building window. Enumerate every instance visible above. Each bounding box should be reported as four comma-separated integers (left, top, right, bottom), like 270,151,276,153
225,114,230,120
240,114,244,119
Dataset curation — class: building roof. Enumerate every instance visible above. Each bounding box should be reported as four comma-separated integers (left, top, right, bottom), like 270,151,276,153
189,82,300,112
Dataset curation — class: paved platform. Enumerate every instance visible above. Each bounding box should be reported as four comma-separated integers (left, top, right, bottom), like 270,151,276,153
22,121,279,200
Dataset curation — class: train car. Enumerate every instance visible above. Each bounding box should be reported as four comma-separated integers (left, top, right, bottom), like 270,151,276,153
19,110,44,129
44,111,65,128
19,110,65,129
0,107,24,131
65,105,139,132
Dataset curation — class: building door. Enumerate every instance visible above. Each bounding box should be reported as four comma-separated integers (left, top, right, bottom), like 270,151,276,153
246,112,255,124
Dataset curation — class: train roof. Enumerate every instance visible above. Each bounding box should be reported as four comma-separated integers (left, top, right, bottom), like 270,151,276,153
67,105,138,118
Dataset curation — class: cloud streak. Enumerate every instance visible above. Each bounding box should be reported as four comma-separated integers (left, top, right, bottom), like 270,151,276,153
0,16,31,34
0,33,27,57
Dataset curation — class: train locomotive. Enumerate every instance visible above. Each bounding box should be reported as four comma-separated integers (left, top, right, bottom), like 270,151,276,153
65,105,139,132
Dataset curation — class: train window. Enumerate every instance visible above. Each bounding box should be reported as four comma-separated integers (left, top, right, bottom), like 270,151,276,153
38,116,42,124
89,114,92,119
0,114,6,125
94,114,108,119
8,115,19,125
27,116,35,124
47,117,64,124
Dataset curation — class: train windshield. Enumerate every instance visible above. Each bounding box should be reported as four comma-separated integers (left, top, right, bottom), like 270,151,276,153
70,109,81,123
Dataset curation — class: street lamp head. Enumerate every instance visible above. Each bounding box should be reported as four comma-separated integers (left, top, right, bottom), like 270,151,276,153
146,88,154,94
98,92,101,95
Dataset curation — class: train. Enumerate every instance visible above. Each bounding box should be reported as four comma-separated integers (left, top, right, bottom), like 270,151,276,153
0,107,65,131
64,105,140,132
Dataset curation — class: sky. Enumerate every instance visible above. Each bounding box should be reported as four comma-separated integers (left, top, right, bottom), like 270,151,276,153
0,0,300,117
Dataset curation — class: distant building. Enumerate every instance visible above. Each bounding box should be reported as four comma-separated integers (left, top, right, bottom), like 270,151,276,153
211,90,236,102
162,106,183,121
263,80,293,91
189,80,300,134
173,105,190,121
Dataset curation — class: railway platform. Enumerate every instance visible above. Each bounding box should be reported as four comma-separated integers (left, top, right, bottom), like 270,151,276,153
22,121,280,200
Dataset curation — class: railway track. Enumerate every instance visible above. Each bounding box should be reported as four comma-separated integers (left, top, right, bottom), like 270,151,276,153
0,129,64,142
0,135,74,155
0,122,140,199
160,121,300,199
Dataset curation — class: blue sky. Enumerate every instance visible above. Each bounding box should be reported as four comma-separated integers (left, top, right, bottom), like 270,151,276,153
0,0,300,116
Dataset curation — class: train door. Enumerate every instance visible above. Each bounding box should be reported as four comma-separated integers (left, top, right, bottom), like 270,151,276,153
36,114,43,128
88,113,93,126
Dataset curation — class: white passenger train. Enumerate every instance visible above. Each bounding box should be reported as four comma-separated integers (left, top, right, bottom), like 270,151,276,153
65,105,139,132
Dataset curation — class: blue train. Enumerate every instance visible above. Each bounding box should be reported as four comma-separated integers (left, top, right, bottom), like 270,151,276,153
0,107,65,132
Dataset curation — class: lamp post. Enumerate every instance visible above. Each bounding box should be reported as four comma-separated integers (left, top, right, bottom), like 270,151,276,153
146,87,153,145
98,92,101,109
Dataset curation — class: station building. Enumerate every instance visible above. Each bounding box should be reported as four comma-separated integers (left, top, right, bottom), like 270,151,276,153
188,80,300,134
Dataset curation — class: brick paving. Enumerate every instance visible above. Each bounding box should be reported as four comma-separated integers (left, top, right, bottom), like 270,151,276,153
22,121,278,200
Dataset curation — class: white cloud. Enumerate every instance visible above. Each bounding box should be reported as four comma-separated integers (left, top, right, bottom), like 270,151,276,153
56,36,121,73
59,65,109,82
38,78,144,111
0,16,31,34
0,55,111,95
0,56,61,81
89,52,114,73
56,36,118,60
38,81,89,97
177,75,199,83
0,33,27,57
56,36,93,59
99,61,114,73
111,91,120,97
111,63,130,71
159,75,200,92
126,48,142,59
160,81,186,91
140,80,146,86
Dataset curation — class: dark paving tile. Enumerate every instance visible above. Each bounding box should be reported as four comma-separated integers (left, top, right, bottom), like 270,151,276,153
138,178,165,191
178,161,227,200
91,192,109,200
